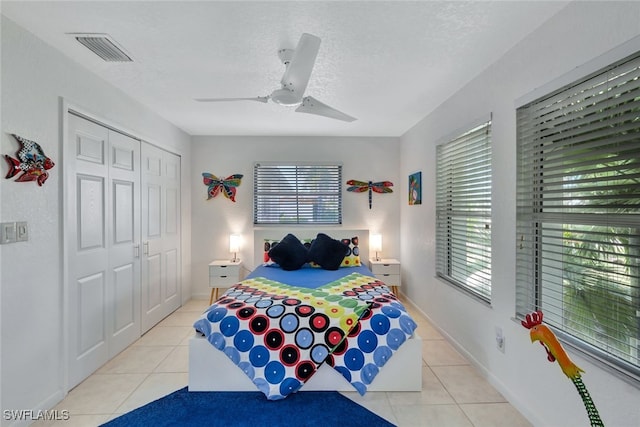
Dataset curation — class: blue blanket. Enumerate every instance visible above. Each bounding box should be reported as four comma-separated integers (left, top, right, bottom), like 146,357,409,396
246,264,374,289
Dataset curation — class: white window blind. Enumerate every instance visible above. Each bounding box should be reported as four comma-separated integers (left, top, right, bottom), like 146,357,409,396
436,121,492,302
254,162,342,225
516,51,640,381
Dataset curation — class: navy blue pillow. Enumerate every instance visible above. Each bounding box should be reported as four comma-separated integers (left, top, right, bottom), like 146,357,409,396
308,233,349,270
267,233,308,271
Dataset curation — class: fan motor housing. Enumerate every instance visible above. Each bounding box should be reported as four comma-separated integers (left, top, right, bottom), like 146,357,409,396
270,88,301,106
278,48,294,65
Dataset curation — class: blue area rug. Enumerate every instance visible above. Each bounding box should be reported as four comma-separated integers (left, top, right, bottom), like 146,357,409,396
101,387,396,427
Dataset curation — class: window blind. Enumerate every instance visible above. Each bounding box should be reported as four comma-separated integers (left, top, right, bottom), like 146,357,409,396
516,51,640,380
253,162,342,225
436,121,492,302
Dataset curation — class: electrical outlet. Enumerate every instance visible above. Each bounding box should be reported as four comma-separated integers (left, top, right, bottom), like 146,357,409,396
495,326,505,353
16,222,28,242
1,222,17,244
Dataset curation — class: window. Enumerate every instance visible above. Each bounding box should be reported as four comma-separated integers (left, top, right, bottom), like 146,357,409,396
253,162,342,225
436,120,492,302
516,51,640,381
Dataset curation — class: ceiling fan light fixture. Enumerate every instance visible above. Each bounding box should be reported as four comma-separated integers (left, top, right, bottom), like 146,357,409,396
270,88,301,106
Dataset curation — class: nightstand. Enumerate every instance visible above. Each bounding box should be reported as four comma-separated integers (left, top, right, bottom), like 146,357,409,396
369,258,401,295
208,259,242,304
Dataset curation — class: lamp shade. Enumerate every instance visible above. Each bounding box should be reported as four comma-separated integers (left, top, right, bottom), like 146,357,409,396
229,234,241,254
370,234,382,252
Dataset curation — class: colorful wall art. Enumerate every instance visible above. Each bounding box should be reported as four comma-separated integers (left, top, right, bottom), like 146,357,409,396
346,179,393,209
4,134,55,186
409,171,421,205
202,173,243,202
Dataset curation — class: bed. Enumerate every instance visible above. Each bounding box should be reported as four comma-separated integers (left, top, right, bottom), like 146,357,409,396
189,229,422,399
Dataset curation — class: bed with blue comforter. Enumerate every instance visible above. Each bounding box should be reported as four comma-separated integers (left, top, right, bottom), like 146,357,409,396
193,233,418,400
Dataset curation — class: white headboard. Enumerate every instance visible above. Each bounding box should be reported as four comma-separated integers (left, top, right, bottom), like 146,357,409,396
253,229,369,268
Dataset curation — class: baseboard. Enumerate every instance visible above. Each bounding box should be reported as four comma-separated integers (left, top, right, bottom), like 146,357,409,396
400,297,543,427
5,389,66,427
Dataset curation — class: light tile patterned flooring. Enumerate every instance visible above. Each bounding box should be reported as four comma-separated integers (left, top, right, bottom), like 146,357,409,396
35,298,532,427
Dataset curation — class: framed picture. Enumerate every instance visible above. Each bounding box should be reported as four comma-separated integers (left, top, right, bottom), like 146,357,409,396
408,171,422,205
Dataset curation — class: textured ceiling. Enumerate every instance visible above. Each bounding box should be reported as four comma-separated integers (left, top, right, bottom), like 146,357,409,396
2,1,569,137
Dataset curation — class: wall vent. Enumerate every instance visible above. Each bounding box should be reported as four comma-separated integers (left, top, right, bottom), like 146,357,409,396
69,33,133,62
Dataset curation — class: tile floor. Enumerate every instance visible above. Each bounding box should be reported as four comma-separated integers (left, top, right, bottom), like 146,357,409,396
34,298,532,427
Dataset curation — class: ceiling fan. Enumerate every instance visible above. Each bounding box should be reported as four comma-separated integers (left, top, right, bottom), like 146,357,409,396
195,33,356,122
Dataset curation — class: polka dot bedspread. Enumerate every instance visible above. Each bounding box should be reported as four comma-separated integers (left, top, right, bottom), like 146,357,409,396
193,273,418,400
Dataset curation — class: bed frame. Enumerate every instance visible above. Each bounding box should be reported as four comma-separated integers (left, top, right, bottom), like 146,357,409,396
188,229,422,393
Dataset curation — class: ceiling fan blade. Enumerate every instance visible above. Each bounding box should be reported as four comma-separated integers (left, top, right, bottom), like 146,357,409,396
195,96,269,103
295,96,357,122
280,33,321,100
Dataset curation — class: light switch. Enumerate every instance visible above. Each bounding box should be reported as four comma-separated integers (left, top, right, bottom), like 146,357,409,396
16,222,28,242
1,222,17,244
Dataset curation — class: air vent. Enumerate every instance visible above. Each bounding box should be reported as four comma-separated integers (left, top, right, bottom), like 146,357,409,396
70,33,132,62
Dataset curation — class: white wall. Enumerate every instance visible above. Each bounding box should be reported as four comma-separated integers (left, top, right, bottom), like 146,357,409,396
400,2,640,427
190,135,400,298
5,1,640,425
0,16,192,424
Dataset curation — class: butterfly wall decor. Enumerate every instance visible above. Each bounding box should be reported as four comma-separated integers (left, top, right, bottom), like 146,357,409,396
346,179,393,209
202,173,243,202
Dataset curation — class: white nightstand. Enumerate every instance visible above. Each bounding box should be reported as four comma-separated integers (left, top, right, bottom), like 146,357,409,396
208,259,242,304
369,258,401,295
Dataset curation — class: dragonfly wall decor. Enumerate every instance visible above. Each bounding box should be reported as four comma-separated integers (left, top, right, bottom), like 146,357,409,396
346,179,393,209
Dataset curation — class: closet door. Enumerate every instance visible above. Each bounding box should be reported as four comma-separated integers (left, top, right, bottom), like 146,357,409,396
141,143,181,333
66,113,141,388
108,131,141,356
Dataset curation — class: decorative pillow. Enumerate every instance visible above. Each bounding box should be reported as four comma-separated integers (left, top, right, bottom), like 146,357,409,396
309,236,361,268
263,239,281,265
339,236,361,267
267,233,309,271
300,238,313,251
307,233,349,270
264,237,313,266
